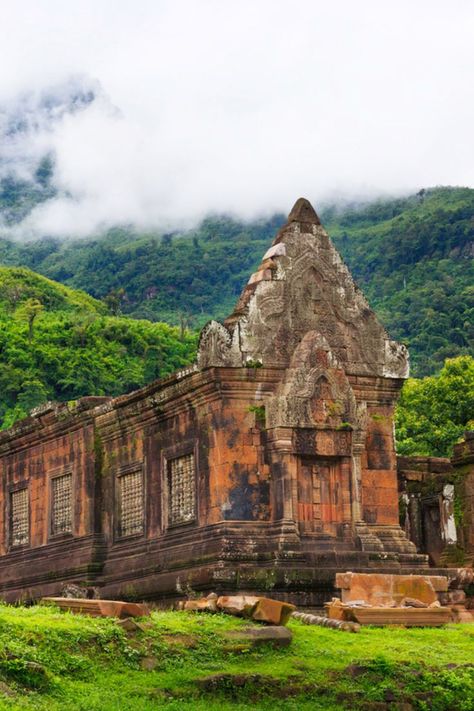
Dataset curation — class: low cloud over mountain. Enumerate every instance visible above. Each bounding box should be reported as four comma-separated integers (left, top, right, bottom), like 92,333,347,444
0,1,473,238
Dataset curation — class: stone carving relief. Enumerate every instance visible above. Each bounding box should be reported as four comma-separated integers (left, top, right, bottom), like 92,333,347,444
197,321,242,368
266,331,357,429
382,340,410,379
198,198,409,381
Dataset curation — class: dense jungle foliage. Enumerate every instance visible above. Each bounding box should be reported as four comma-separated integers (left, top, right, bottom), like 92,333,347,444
0,267,197,429
0,185,472,377
395,355,474,457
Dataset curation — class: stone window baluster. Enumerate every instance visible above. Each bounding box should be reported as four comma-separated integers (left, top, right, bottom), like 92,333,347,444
119,471,144,538
11,488,29,547
51,473,73,535
168,454,196,526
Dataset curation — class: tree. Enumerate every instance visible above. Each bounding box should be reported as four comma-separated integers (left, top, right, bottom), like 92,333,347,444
17,298,44,341
103,288,125,316
395,356,474,457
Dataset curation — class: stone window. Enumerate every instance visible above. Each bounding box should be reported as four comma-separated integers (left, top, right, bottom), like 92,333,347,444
168,453,196,526
51,474,73,536
10,488,29,547
118,471,144,538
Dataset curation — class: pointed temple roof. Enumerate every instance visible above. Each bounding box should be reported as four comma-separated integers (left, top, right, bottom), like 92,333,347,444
287,197,321,225
198,198,409,379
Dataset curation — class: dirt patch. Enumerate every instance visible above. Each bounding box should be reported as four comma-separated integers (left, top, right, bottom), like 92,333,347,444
196,673,318,700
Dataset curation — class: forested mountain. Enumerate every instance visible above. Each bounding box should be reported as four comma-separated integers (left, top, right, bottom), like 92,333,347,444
324,187,473,376
0,267,196,428
0,186,473,376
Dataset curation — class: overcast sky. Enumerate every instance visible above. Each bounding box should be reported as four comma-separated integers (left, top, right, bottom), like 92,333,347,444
1,0,473,236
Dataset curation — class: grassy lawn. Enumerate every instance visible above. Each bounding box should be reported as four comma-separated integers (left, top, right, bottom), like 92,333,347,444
0,603,472,710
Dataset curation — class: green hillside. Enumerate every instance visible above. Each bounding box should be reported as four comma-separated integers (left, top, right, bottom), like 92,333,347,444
323,187,474,376
0,603,472,710
1,186,472,376
0,267,196,429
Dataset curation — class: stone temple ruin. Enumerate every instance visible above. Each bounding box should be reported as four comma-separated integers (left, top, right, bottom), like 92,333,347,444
0,198,472,605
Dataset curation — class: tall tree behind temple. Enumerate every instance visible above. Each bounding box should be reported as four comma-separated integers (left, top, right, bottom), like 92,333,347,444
395,355,474,457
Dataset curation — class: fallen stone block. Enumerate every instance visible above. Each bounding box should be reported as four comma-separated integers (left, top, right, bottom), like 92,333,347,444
402,597,428,608
184,597,218,612
223,625,292,648
251,598,296,625
335,572,448,607
41,597,150,619
344,606,451,626
116,618,147,633
216,595,261,617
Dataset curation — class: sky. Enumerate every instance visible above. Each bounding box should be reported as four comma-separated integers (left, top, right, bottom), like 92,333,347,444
0,0,473,236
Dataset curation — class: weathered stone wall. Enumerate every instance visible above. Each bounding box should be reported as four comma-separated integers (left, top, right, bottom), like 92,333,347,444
0,399,107,599
397,435,474,567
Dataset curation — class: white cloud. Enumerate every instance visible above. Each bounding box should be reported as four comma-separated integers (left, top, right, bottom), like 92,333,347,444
0,0,473,236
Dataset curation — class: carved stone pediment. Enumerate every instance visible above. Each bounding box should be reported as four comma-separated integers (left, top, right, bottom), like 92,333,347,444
197,198,409,381
383,339,409,379
266,331,357,429
197,321,242,368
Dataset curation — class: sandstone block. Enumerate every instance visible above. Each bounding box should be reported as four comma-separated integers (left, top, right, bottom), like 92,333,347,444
340,573,393,606
41,597,150,619
425,576,449,592
325,602,346,620
184,597,218,612
402,597,428,608
336,572,448,607
251,598,296,625
116,618,147,633
347,606,452,626
392,576,437,605
216,595,261,617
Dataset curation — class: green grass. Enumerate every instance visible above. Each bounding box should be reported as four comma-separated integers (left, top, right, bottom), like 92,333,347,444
0,604,472,710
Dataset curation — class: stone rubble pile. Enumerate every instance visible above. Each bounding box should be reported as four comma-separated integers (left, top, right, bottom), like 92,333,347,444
178,593,296,626
179,592,363,633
